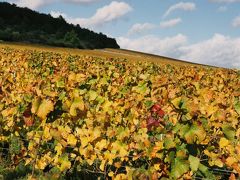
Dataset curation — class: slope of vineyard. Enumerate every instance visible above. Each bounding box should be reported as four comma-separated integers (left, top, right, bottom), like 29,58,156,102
0,44,239,179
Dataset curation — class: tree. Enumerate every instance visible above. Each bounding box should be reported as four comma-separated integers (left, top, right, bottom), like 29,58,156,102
0,2,120,49
63,30,80,48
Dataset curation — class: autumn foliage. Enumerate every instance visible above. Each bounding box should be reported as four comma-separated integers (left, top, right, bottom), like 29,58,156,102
0,47,239,179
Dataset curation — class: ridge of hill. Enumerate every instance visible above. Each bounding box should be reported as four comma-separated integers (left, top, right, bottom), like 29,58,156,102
0,2,120,49
0,41,220,68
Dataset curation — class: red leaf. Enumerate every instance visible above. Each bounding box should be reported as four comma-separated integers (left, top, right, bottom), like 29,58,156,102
24,117,34,127
147,116,160,131
151,104,161,112
157,109,165,118
23,106,31,118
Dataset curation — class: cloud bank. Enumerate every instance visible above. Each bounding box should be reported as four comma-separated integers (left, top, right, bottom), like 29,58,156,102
9,0,102,9
209,0,240,3
117,34,240,68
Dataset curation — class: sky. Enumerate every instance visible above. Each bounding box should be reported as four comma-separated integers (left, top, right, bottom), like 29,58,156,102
2,0,240,68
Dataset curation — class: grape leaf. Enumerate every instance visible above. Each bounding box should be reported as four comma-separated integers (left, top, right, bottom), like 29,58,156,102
222,124,235,140
184,124,206,144
234,98,240,115
58,154,71,172
31,97,41,114
171,158,189,179
219,137,229,149
37,99,54,119
88,90,98,101
188,155,200,172
70,97,84,116
198,163,216,179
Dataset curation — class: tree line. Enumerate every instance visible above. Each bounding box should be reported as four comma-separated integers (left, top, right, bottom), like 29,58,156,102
0,2,120,49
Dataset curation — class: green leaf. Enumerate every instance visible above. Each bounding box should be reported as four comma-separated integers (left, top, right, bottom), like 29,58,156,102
171,97,187,111
188,155,200,172
96,95,105,104
164,151,175,164
56,80,65,88
10,136,21,155
58,91,66,100
234,98,240,115
31,97,41,114
144,100,154,109
164,137,176,149
171,158,189,179
171,97,182,109
198,163,216,180
177,124,190,138
222,124,235,140
88,90,98,101
132,82,149,95
184,124,206,144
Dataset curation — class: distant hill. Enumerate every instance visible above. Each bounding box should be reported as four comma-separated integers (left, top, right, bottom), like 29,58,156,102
0,2,120,49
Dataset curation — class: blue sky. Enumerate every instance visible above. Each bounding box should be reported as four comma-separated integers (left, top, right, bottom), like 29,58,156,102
2,0,240,68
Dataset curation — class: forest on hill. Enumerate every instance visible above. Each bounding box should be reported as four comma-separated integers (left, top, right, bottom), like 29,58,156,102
0,2,120,49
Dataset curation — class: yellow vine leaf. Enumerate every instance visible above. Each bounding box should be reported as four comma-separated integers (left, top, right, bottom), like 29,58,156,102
100,159,106,171
55,143,63,156
58,155,71,172
108,171,114,177
80,136,89,148
171,97,182,109
95,139,108,151
219,137,229,149
35,159,47,170
88,90,98,101
154,164,161,171
1,107,17,117
67,134,77,146
69,97,84,116
31,97,41,114
114,173,128,180
43,126,52,140
36,99,54,120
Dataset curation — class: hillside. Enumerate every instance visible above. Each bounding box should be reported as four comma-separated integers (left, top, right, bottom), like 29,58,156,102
0,43,239,179
0,42,213,67
0,2,119,49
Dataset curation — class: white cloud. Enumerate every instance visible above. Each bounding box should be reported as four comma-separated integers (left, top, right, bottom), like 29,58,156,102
52,1,132,28
62,0,100,3
80,1,132,27
217,6,227,12
163,2,196,18
209,0,240,3
128,23,156,35
8,0,102,9
10,0,53,10
232,16,240,27
117,34,188,57
160,18,182,28
117,34,240,68
179,34,240,68
50,11,68,18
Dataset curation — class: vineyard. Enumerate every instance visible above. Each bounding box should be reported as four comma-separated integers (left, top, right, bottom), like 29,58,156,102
0,45,239,179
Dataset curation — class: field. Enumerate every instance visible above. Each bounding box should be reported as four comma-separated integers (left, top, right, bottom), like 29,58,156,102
0,43,239,179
